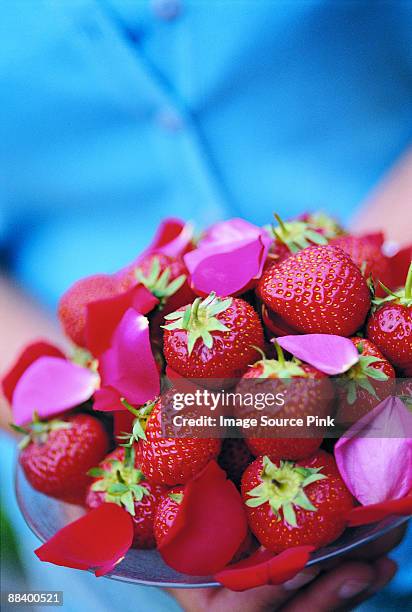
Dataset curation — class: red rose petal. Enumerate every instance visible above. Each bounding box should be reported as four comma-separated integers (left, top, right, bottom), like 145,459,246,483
1,341,65,403
114,410,136,441
93,386,123,412
388,244,412,290
347,492,412,527
215,545,314,591
158,461,247,576
86,284,158,356
35,503,133,576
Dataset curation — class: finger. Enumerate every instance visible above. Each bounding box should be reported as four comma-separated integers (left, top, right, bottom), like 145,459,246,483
333,556,398,612
316,524,407,572
282,561,377,612
169,566,322,612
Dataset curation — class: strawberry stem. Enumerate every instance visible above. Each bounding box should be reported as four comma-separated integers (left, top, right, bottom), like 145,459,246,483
273,341,286,367
405,262,412,300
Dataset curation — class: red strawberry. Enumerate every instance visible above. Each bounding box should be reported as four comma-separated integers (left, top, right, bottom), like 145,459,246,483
153,486,184,547
257,245,371,336
135,398,221,486
58,274,118,346
336,337,395,425
330,233,392,297
218,439,254,488
241,451,354,553
162,292,264,379
118,252,196,348
367,262,412,375
18,413,109,504
236,344,332,460
86,446,167,549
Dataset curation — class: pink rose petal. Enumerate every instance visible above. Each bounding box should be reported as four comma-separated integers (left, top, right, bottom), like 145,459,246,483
184,218,271,296
1,341,65,403
12,357,98,426
335,396,412,506
86,284,158,356
98,308,160,406
276,334,359,375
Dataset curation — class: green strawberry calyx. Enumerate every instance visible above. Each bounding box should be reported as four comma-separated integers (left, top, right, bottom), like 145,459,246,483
246,455,327,527
169,492,184,504
88,446,149,516
251,343,307,379
373,261,412,308
10,412,71,450
270,213,328,255
341,343,389,405
162,292,233,355
304,212,344,240
118,398,158,444
135,256,186,305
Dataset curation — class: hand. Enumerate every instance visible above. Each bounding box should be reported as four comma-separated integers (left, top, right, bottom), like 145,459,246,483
169,524,406,612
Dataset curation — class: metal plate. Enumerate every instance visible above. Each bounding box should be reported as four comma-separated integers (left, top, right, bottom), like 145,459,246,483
15,464,410,588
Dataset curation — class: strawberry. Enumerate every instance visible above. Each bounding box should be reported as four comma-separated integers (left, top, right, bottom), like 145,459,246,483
257,245,371,336
134,398,221,485
330,232,392,297
18,413,109,504
117,253,196,349
367,262,412,375
58,274,118,346
86,446,167,549
218,439,254,488
336,337,395,425
241,451,354,553
153,486,184,547
236,344,332,460
162,292,264,379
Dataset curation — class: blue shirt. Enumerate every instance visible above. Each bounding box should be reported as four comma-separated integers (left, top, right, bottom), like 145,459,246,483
0,1,411,609
1,0,412,306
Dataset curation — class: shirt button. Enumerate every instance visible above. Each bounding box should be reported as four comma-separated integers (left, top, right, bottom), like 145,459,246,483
156,108,184,132
151,0,181,21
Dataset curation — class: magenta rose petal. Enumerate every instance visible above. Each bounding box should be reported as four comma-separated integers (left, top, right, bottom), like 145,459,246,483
12,356,99,426
276,334,360,375
86,284,158,356
98,308,160,406
35,503,134,576
335,396,412,506
184,218,271,296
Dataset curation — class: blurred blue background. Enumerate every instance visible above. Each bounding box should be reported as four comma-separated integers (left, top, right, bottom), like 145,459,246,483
1,1,411,610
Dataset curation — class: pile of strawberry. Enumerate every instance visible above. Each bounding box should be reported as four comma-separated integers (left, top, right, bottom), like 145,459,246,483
3,214,412,591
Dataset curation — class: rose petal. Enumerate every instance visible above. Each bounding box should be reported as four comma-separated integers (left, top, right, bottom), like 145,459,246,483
388,244,412,290
35,503,133,576
113,410,136,442
86,284,158,356
12,357,98,426
93,386,123,413
1,341,65,403
335,397,412,505
215,546,314,591
115,220,194,287
346,492,412,526
184,219,271,296
98,309,160,406
158,460,247,575
276,334,359,375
